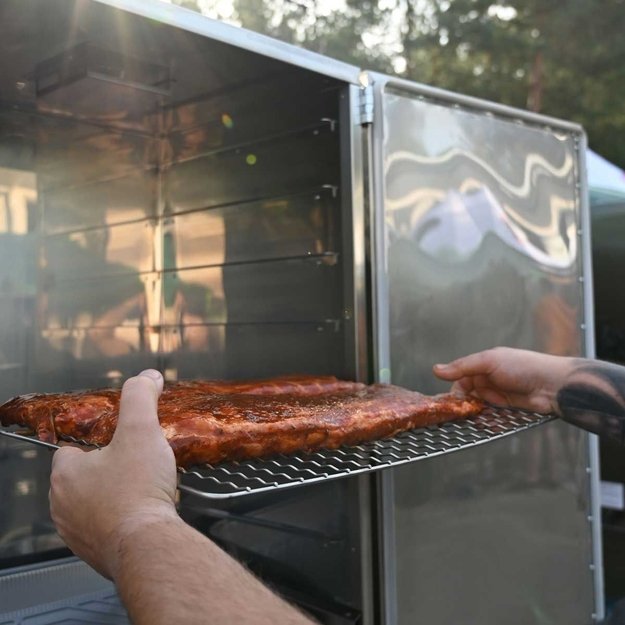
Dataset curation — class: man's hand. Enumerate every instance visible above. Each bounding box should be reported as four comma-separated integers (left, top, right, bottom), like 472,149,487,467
433,347,576,414
49,370,316,624
49,370,178,579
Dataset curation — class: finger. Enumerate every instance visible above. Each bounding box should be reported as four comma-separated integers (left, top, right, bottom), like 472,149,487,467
137,368,164,395
112,370,164,444
450,381,508,407
474,388,509,406
450,379,475,395
433,351,494,381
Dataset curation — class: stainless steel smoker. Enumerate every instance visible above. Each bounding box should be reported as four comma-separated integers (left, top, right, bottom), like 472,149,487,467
0,0,603,623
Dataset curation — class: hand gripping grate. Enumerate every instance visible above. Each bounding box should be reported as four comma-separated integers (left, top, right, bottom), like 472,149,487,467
177,406,555,499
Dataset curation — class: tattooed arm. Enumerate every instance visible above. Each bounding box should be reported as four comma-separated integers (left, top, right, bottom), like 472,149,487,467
434,347,625,443
556,362,625,442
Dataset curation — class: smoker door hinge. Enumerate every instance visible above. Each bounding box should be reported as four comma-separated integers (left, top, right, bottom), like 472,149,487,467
359,85,374,126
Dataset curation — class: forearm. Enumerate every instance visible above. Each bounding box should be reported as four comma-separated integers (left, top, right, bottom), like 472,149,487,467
556,359,625,443
113,515,315,625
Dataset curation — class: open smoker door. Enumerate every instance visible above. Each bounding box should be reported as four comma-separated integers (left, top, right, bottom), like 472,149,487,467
367,75,604,624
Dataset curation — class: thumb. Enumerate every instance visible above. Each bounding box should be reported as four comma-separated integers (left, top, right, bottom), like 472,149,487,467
112,369,164,444
433,362,461,381
434,351,493,381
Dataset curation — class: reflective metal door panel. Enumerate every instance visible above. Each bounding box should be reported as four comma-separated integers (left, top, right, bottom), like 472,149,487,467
381,96,581,393
393,422,593,625
376,89,594,624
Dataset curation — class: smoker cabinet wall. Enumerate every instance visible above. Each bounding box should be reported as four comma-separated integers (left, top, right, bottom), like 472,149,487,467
0,2,369,622
374,86,596,624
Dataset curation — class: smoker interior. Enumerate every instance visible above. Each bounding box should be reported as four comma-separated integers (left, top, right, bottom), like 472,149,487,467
591,196,625,606
0,1,366,621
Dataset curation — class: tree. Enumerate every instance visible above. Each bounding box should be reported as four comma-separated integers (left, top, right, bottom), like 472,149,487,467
166,0,625,167
167,0,397,72
401,0,625,166
233,0,397,73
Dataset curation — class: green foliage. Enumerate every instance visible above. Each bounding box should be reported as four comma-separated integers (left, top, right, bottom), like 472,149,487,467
403,0,625,166
167,0,625,167
232,0,397,72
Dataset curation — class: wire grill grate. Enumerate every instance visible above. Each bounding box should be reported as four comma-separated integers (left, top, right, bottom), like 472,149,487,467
0,406,554,500
178,406,555,499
